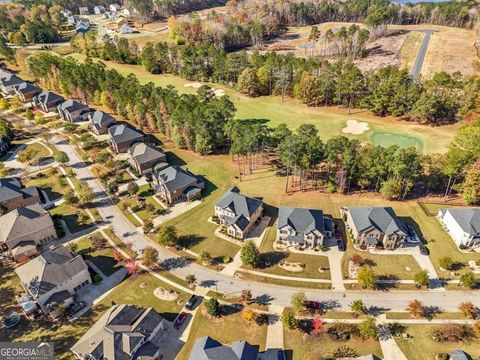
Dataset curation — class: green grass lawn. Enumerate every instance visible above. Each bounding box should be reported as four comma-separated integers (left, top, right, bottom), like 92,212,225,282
395,324,480,360
76,234,124,277
50,202,93,234
24,168,64,202
23,142,51,159
176,305,268,360
104,228,138,258
386,312,468,320
66,53,457,154
284,325,383,360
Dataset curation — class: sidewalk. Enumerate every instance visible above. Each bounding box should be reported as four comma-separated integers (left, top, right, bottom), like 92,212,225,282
265,305,284,351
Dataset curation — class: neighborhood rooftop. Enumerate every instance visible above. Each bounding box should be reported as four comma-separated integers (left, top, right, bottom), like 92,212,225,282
59,99,89,112
109,124,144,143
440,208,480,235
278,206,330,235
0,177,39,204
34,90,64,103
129,142,165,164
347,206,406,236
189,336,259,360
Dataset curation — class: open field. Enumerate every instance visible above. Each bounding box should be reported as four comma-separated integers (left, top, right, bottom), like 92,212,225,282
176,305,268,360
395,324,480,360
284,325,383,360
392,24,480,77
66,53,457,154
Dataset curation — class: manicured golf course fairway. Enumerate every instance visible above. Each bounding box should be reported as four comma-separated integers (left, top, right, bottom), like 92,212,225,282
67,53,458,154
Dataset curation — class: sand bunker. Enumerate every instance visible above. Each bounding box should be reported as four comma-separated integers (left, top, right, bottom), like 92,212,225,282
153,287,178,301
213,89,225,97
342,120,370,135
184,82,225,97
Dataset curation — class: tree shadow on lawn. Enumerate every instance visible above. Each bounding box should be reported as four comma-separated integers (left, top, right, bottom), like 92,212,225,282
165,151,187,167
196,174,217,198
39,186,63,202
178,234,206,249
258,251,289,269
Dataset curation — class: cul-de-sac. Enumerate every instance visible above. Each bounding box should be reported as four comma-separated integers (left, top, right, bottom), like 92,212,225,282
0,1,480,359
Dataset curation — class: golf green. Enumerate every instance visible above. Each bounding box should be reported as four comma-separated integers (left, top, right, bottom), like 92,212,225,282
371,131,423,151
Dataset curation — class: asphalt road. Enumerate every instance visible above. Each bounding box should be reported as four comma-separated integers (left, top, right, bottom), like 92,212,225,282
52,136,480,312
411,29,435,80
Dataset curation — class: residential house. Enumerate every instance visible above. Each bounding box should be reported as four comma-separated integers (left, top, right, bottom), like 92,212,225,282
214,186,263,239
128,143,166,175
0,73,23,95
75,19,90,33
0,177,41,213
108,124,144,153
438,208,480,249
189,336,284,360
14,82,41,103
277,206,334,248
15,245,91,315
345,207,408,250
71,304,174,360
154,165,204,205
78,7,89,15
109,3,121,12
88,110,116,135
93,5,105,14
33,90,64,113
61,9,73,17
0,203,57,262
119,23,134,34
57,99,90,122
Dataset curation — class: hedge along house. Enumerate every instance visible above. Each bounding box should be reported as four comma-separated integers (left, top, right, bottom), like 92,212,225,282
214,186,263,240
344,206,408,250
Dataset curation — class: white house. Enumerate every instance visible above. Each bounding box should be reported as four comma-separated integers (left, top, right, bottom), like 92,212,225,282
119,24,134,34
438,208,480,249
109,3,121,12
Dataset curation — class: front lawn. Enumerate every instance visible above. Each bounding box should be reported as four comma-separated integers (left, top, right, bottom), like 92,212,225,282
23,168,64,202
284,324,383,360
76,233,124,277
104,228,138,258
50,202,93,234
176,304,268,360
395,324,480,360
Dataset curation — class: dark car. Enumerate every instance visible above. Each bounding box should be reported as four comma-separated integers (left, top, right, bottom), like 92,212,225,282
185,295,198,310
174,312,187,329
306,300,321,310
66,301,87,318
337,240,345,252
419,245,429,256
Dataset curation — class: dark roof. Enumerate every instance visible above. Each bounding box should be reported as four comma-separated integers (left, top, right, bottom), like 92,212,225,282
129,143,166,165
189,336,259,360
15,82,41,95
0,74,23,88
71,305,165,360
277,207,326,235
442,208,480,236
156,166,200,193
59,99,89,113
0,177,39,205
34,90,64,104
216,187,262,221
90,109,116,125
109,124,144,144
348,207,407,236
15,245,88,297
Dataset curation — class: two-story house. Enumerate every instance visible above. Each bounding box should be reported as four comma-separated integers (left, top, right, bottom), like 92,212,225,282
154,165,204,205
0,177,41,213
0,73,24,95
214,187,263,240
128,143,167,175
345,207,408,250
71,304,174,360
14,82,41,103
57,99,90,122
88,110,116,135
438,208,480,249
33,90,65,113
15,245,91,315
108,124,145,153
277,207,333,248
0,203,57,261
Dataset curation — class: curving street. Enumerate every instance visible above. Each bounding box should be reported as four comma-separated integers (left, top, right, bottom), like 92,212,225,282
52,135,480,312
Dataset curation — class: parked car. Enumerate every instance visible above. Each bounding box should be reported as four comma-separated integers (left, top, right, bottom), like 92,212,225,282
174,312,187,329
66,301,87,319
419,245,429,256
185,295,198,310
337,240,345,251
306,300,321,310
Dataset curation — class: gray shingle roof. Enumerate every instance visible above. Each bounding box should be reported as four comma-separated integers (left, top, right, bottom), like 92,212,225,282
156,166,200,192
109,124,144,144
189,336,259,360
34,90,64,105
15,245,88,297
348,207,406,236
15,82,40,95
0,74,23,87
91,110,116,126
277,207,326,235
216,187,262,221
0,203,51,245
71,304,165,360
443,208,480,236
59,99,89,113
129,143,166,165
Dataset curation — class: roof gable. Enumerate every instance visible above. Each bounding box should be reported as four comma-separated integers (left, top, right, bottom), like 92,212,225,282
216,187,262,220
348,207,406,236
278,207,325,234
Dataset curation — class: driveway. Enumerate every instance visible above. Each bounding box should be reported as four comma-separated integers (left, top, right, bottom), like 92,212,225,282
411,29,435,79
51,136,480,312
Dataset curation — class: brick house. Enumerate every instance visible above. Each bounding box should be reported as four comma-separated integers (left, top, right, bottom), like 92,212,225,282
57,99,90,122
0,73,23,95
0,177,41,213
14,82,41,103
33,91,64,113
153,165,204,205
128,142,167,175
88,110,116,135
108,124,145,153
